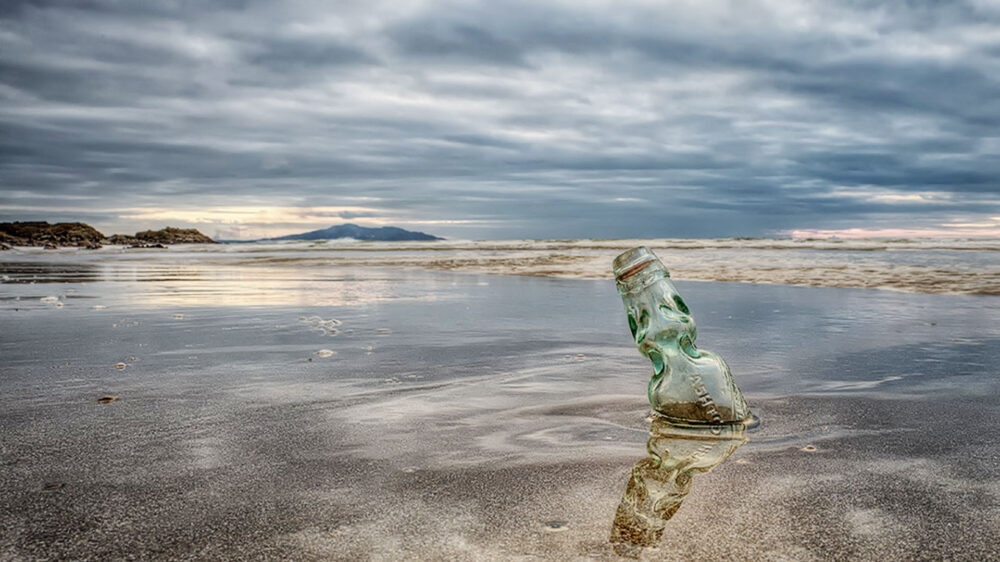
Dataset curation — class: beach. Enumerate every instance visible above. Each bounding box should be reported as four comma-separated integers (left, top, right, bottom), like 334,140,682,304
1,242,999,560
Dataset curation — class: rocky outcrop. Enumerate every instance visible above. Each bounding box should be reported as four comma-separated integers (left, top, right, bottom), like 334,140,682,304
106,234,138,245
0,222,217,248
0,222,105,248
133,227,216,244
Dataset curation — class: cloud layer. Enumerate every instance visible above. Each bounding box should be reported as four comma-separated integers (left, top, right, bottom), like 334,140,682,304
2,0,999,238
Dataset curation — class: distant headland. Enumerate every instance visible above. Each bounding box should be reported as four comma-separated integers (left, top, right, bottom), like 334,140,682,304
0,222,216,250
0,221,444,250
232,223,444,243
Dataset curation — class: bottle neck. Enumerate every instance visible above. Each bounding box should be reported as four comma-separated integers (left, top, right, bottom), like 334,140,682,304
617,263,672,296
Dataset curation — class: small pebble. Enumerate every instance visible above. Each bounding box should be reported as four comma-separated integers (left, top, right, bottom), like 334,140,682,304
376,328,392,334
315,349,336,358
40,296,59,303
42,482,65,491
544,521,568,531
802,445,817,452
97,395,119,404
173,314,185,319
114,362,127,370
91,305,107,310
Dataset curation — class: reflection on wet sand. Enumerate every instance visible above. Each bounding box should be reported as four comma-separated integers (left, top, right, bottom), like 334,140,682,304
0,261,450,309
610,417,747,558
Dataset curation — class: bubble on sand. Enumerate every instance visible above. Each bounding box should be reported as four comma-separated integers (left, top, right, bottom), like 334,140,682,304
299,316,343,335
91,305,106,310
802,445,818,452
315,349,337,358
401,467,418,473
97,395,119,404
544,521,569,531
376,328,392,334
603,435,614,440
114,362,127,370
40,296,59,303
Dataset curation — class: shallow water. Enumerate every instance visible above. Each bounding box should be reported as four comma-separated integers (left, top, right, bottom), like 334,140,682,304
2,236,999,294
1,258,998,559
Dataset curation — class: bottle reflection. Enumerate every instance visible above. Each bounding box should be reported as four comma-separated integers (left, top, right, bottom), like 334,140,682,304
609,416,747,558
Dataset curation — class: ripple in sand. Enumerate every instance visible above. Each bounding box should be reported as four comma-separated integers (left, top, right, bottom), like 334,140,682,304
97,395,118,404
315,349,337,358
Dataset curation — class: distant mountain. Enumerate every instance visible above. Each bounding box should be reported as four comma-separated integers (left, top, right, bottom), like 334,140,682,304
264,223,443,242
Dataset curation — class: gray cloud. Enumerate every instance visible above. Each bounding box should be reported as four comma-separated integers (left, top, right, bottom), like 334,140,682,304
1,0,999,238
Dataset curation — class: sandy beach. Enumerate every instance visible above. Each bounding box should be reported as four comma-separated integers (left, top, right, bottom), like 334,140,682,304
1,249,999,560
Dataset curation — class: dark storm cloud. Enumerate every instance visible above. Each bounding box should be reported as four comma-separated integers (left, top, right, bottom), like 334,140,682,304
1,0,999,238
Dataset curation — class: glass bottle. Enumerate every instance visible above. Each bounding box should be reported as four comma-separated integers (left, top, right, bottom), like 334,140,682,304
613,246,752,425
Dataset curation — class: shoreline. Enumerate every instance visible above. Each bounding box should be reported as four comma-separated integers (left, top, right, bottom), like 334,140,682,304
3,242,999,295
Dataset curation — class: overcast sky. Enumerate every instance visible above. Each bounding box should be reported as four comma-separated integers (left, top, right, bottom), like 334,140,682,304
2,0,999,239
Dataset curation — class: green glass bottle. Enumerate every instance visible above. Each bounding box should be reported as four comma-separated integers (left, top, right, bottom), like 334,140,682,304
613,247,752,425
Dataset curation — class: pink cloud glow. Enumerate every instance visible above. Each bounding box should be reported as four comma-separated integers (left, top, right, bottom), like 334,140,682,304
787,226,1000,239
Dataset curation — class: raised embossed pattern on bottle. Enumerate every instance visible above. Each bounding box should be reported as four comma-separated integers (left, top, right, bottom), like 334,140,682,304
613,246,753,425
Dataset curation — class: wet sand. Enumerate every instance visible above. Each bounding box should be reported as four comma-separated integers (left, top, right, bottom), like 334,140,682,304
1,265,998,560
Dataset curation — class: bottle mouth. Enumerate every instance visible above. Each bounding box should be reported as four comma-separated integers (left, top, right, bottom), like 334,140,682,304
613,246,659,281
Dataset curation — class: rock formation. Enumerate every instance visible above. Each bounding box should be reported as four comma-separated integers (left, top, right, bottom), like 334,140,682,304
133,227,216,244
0,222,217,248
0,222,105,248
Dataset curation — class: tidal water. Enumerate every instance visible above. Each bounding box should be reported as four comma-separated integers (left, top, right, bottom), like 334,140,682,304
1,249,998,559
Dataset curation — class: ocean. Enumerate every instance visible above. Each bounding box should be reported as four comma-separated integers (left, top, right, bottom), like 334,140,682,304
1,240,998,559
2,237,999,297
